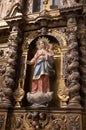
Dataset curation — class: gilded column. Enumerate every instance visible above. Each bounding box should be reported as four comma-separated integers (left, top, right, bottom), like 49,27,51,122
2,23,21,108
66,17,81,108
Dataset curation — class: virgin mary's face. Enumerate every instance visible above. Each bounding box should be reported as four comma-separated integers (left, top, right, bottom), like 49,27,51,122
40,41,46,49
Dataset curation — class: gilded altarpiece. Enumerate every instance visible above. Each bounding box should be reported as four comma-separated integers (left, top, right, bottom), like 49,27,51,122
0,0,86,130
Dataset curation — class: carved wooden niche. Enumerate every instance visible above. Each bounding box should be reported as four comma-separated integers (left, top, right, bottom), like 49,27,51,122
20,30,68,108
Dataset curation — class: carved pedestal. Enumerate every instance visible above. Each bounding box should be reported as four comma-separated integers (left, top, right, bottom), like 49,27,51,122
0,108,85,130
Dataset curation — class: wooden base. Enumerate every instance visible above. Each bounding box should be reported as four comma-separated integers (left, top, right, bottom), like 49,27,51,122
0,108,86,130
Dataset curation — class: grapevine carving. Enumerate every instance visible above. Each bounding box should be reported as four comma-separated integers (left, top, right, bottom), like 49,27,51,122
64,17,81,108
67,33,81,107
0,24,21,108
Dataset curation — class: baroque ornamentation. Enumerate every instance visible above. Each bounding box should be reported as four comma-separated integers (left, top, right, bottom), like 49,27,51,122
38,27,48,35
64,17,81,108
0,23,22,108
13,79,25,108
62,52,68,79
59,0,79,8
48,29,67,48
23,31,37,49
0,0,85,130
0,47,11,107
78,20,86,107
57,88,69,108
10,112,82,130
67,115,81,130
0,0,22,18
0,114,7,130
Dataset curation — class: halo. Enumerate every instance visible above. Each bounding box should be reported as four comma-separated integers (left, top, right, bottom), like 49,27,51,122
36,37,50,49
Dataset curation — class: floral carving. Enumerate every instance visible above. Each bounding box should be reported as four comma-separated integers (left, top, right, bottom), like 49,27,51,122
10,112,82,130
67,115,81,130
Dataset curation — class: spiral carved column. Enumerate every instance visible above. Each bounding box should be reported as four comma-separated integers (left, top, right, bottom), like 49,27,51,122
1,24,21,108
78,21,86,108
66,17,81,108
